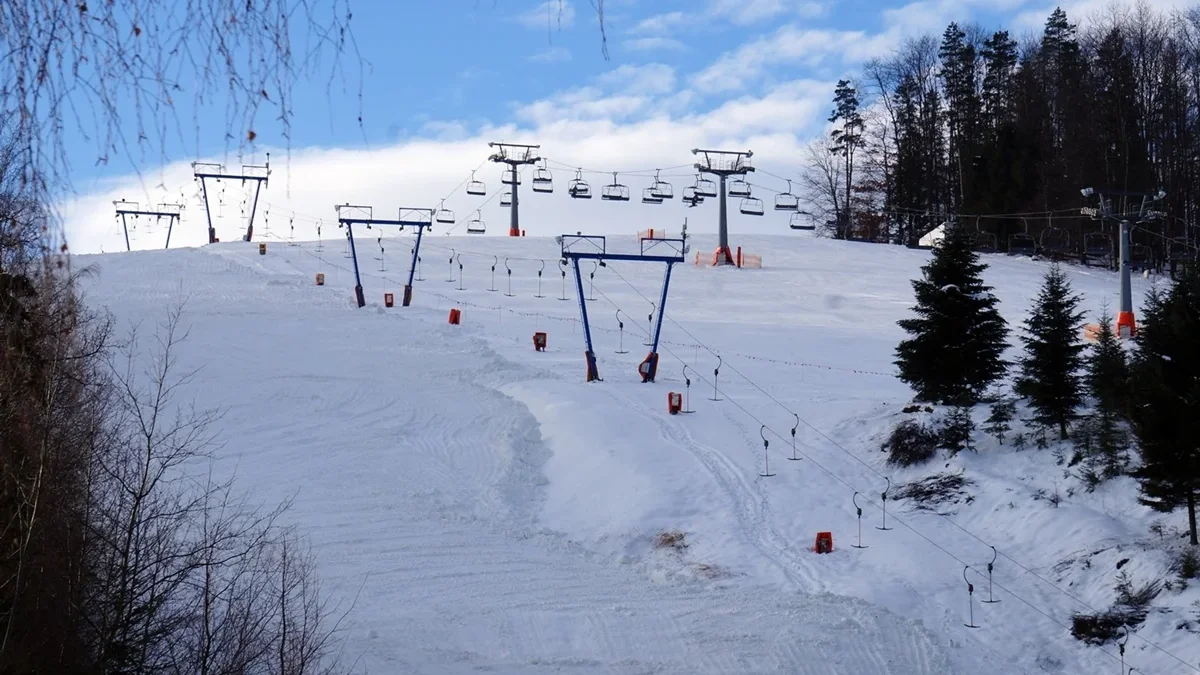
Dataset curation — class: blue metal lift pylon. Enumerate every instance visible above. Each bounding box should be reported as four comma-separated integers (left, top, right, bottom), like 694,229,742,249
558,234,686,383
336,204,434,308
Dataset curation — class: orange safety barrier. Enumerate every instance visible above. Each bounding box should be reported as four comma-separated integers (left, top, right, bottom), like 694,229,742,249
533,332,547,351
813,531,834,554
448,308,461,325
384,292,394,308
315,273,325,286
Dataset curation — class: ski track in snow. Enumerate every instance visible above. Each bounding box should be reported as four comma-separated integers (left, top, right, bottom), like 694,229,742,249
79,240,953,675
75,233,1195,675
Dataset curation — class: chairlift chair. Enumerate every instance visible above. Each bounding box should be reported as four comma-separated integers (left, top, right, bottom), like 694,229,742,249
466,212,486,234
568,169,592,199
1083,231,1114,267
532,166,554,193
1008,233,1037,256
501,167,521,185
641,187,664,204
650,171,674,200
466,171,486,196
1129,232,1152,271
789,212,816,230
728,178,751,198
500,191,512,207
682,186,704,206
435,201,455,225
775,180,799,211
1167,236,1198,264
739,196,765,216
1040,225,1071,258
974,232,999,253
601,172,630,201
695,176,718,198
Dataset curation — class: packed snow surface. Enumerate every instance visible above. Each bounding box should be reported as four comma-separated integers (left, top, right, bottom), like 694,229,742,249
78,231,1198,675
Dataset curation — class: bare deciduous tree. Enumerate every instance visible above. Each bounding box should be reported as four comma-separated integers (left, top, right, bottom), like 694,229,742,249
1,0,360,204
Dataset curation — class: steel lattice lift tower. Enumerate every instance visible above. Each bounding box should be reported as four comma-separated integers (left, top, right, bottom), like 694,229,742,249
488,143,541,237
692,148,754,265
192,153,270,244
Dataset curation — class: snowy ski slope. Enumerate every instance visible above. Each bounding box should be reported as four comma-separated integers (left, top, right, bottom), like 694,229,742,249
76,231,1199,675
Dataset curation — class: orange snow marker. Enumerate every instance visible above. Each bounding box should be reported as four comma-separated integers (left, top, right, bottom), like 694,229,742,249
813,531,834,554
448,308,461,325
533,332,547,351
315,273,325,286
384,293,394,308
1116,310,1136,338
258,243,267,255
667,392,682,415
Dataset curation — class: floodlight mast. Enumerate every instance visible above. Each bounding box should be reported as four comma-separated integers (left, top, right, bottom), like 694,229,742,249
1081,186,1167,338
692,148,754,265
488,142,541,237
112,200,184,251
192,153,270,243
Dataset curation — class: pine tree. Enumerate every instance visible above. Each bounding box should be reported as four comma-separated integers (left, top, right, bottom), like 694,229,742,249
895,222,1009,406
1085,308,1131,477
1127,267,1200,545
984,397,1016,444
829,80,865,239
1016,264,1086,439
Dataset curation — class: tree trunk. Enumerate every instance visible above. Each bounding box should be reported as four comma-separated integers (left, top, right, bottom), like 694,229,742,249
1188,490,1197,547
1059,418,1068,440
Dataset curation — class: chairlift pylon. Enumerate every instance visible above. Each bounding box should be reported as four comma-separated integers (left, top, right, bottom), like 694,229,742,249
436,200,455,225
568,169,592,199
466,211,486,234
728,178,751,198
775,180,799,211
601,172,630,202
466,170,486,196
739,196,765,216
532,165,553,193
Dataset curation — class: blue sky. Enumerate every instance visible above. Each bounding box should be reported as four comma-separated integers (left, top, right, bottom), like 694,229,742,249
64,0,1169,252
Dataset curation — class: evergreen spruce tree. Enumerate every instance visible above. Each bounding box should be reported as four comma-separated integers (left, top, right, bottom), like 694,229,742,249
984,397,1016,444
895,222,1009,406
1127,267,1200,545
1086,308,1130,477
1015,264,1086,439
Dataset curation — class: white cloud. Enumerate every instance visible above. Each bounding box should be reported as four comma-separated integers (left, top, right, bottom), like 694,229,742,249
1011,0,1190,32
622,37,688,52
707,0,790,25
61,69,835,254
528,46,573,63
691,26,864,93
595,64,678,96
516,0,576,30
627,11,690,36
